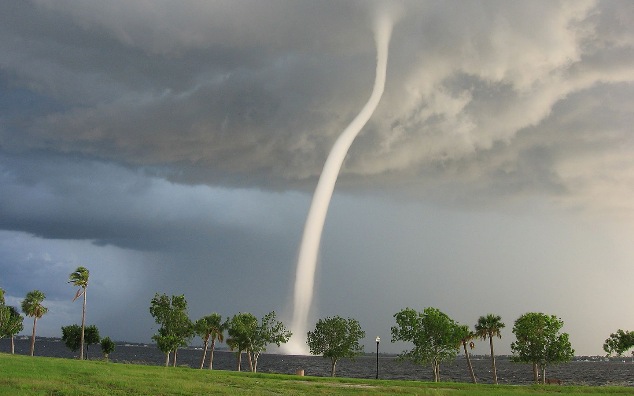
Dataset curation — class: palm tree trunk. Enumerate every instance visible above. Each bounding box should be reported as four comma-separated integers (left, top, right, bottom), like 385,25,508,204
80,287,86,360
489,335,498,384
208,340,215,370
463,342,477,383
199,338,209,369
29,317,37,356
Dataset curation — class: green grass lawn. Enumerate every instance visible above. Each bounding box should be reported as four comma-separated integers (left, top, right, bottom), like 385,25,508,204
2,353,634,395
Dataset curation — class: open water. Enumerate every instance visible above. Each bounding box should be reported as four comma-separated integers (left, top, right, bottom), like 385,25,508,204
2,338,633,386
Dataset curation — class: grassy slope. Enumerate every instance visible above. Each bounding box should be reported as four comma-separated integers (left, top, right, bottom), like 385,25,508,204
1,353,634,395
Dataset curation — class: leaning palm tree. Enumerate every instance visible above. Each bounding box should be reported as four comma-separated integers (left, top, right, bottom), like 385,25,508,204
194,313,226,369
69,266,90,360
21,290,48,356
457,324,477,383
475,314,505,384
208,316,227,370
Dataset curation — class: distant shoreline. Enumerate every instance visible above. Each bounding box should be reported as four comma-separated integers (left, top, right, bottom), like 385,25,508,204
5,336,629,361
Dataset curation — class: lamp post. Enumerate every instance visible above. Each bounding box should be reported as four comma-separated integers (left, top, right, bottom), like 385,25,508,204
375,336,380,379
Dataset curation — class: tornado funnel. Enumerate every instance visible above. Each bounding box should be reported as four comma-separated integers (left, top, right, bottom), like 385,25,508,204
285,15,393,355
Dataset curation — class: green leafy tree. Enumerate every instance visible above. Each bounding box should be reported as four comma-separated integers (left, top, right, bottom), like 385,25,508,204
456,324,477,383
0,306,24,354
247,311,292,372
225,312,290,372
194,313,226,369
84,325,100,359
100,337,116,360
68,266,90,360
307,316,365,377
62,324,82,353
0,289,7,342
21,290,48,356
226,312,258,371
154,332,182,366
603,329,634,357
0,306,10,340
475,313,505,384
149,293,193,367
62,324,100,359
511,312,575,383
0,288,23,354
391,307,462,382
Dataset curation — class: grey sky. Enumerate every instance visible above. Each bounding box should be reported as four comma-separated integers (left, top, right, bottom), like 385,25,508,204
1,0,633,356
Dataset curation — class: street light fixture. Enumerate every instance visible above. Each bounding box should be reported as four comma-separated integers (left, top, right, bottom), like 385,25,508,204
375,336,380,379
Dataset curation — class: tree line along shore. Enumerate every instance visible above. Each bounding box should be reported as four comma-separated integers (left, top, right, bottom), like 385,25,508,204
2,266,634,386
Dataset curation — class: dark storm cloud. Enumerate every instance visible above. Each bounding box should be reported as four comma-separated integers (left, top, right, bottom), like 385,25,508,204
1,0,629,208
0,0,385,187
0,152,306,251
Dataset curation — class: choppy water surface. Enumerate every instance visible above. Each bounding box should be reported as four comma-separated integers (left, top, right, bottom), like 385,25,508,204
2,338,633,386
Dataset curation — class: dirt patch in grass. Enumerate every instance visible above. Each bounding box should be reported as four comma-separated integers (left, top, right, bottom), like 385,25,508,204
292,380,378,389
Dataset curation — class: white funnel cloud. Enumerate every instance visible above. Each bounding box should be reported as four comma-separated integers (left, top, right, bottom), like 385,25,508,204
284,15,393,355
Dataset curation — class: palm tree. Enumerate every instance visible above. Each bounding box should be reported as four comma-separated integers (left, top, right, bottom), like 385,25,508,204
69,266,90,360
194,313,225,369
21,290,48,356
475,314,505,384
457,324,477,383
